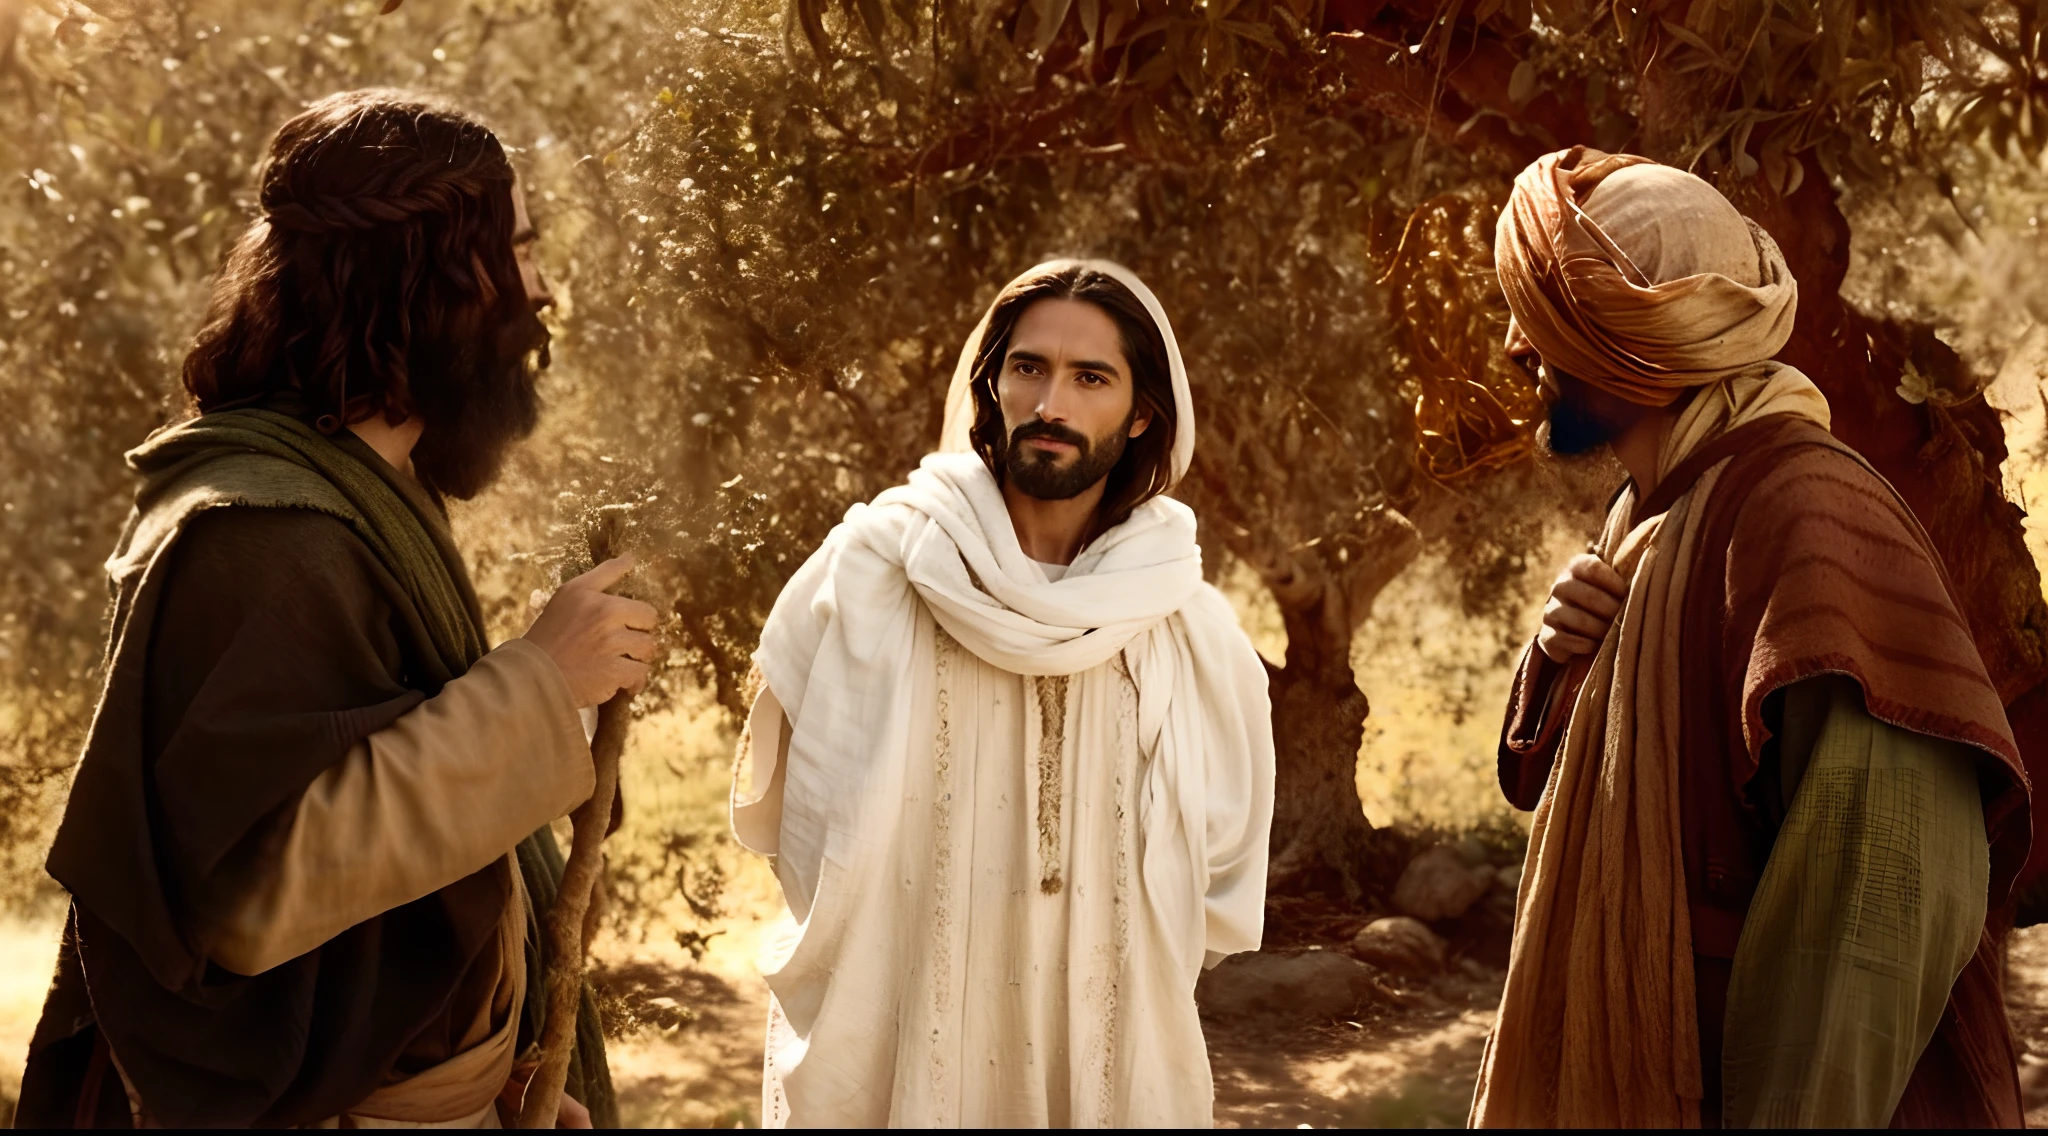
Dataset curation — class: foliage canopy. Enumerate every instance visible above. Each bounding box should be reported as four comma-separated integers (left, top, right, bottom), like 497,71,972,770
5,0,2048,902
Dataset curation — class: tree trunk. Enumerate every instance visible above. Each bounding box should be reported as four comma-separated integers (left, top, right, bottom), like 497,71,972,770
1251,512,1421,899
1265,589,1378,899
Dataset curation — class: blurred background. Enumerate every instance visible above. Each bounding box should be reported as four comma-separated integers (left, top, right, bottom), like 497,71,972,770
7,0,2048,1125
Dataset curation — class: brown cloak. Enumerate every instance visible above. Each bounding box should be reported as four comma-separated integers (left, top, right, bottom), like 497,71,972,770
1499,414,2031,1126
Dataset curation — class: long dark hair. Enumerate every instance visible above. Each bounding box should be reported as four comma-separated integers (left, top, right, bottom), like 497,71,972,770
966,264,1178,538
181,88,547,496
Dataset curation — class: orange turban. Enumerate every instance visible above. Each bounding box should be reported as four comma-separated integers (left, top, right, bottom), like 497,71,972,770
1495,147,1799,407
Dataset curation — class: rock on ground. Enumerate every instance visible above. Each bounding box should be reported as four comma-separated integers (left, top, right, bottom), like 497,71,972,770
1392,845,1496,922
1351,916,1447,976
1196,949,1385,1020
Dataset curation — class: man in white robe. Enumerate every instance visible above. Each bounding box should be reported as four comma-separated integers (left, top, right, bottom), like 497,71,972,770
729,259,1276,1127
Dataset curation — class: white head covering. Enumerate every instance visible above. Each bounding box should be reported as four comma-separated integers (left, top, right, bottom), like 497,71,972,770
936,258,1197,488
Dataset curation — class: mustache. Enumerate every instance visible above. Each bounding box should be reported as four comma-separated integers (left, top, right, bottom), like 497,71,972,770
1008,419,1091,454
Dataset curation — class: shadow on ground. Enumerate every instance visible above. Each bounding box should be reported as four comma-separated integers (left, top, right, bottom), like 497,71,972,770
591,955,764,1128
2006,924,2048,1127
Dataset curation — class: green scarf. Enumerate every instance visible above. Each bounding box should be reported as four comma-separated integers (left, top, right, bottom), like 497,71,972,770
125,408,618,1124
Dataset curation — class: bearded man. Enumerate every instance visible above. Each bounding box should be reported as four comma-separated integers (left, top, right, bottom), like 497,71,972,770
727,260,1275,1127
1470,148,2034,1128
15,90,652,1128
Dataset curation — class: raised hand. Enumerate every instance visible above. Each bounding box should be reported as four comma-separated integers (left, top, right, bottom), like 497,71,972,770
522,555,658,708
1537,553,1628,663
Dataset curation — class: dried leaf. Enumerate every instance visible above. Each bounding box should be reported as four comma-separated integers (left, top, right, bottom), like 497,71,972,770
1508,59,1537,105
1220,18,1281,52
792,0,837,64
854,0,890,50
1032,0,1074,55
1661,20,1736,73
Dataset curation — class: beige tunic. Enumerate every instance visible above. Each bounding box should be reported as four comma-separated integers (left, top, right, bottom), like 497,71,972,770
738,628,1212,1127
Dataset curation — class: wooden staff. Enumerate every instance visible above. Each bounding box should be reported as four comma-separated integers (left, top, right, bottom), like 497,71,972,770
518,515,633,1128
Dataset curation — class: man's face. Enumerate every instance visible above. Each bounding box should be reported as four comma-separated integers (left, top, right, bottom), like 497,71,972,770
995,298,1153,501
408,178,551,499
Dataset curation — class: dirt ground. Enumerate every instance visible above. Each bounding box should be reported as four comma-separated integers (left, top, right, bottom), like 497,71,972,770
593,902,1503,1129
0,909,2042,1126
597,909,2048,1129
2005,921,2048,1127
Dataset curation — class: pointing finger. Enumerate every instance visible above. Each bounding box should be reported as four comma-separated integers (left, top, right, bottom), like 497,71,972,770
563,554,637,595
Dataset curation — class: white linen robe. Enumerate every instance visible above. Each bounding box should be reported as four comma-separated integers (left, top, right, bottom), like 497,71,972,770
734,453,1275,1128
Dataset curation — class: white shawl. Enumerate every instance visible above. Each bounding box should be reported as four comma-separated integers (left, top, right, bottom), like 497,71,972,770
756,451,1274,955
746,260,1275,1125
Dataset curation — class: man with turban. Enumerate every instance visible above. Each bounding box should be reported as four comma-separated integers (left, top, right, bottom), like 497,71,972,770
1471,148,2033,1128
726,260,1275,1126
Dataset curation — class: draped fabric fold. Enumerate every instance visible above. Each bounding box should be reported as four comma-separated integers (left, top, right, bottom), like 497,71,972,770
748,258,1273,1126
1471,370,1833,1128
1495,147,1799,406
35,408,614,1127
1480,147,2032,1130
756,451,1272,968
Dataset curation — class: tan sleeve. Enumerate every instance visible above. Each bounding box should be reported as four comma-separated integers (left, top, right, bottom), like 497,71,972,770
730,680,790,857
205,638,596,977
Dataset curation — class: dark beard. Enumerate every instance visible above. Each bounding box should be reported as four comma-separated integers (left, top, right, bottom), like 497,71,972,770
1539,373,1638,457
410,305,549,499
1003,415,1130,501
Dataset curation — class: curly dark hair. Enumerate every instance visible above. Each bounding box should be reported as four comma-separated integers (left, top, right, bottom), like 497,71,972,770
181,87,548,498
965,264,1178,540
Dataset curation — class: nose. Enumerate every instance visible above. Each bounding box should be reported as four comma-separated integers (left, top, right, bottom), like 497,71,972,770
1035,377,1076,423
527,266,555,312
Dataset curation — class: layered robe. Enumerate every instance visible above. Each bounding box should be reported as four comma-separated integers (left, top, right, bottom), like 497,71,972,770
1475,146,2034,1128
732,451,1275,1128
1476,385,2032,1127
18,409,615,1128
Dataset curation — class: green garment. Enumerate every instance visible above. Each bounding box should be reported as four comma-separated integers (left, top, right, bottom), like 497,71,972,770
1722,676,1988,1128
124,407,489,672
132,409,617,1124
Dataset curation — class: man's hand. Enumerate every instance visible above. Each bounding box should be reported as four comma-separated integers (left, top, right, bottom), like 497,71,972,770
523,555,658,708
1538,553,1628,663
